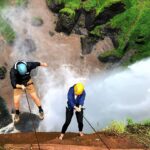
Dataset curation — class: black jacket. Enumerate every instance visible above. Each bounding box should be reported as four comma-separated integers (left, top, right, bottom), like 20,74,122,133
10,62,40,88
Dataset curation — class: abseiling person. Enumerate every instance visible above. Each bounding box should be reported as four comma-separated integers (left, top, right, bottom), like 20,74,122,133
10,60,48,123
59,83,86,140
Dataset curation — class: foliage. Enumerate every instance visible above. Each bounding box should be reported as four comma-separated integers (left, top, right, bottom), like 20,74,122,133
104,120,126,134
60,8,75,16
96,0,150,64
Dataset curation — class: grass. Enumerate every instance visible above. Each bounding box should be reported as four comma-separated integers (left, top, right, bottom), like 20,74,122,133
104,120,126,134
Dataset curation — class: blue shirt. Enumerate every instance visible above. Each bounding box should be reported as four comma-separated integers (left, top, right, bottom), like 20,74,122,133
67,86,86,109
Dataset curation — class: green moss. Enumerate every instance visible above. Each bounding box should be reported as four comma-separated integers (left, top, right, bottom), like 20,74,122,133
99,49,123,59
96,0,122,15
82,0,97,11
60,7,75,16
90,26,103,37
0,0,8,8
109,0,150,64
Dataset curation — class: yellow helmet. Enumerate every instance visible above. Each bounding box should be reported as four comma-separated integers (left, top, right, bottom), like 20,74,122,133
74,83,84,95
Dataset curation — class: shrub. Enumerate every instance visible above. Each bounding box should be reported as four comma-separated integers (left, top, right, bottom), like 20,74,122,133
104,120,126,134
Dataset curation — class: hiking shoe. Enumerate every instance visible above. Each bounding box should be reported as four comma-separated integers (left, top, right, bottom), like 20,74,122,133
14,114,20,123
39,111,44,120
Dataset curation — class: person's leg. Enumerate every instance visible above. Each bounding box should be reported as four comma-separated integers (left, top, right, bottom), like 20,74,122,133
59,108,74,140
29,92,44,119
13,90,22,123
76,109,84,136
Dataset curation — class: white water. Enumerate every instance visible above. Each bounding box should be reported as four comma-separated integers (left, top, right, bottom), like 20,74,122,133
1,5,150,133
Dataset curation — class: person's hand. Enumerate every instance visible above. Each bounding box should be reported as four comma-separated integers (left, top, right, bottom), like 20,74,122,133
21,85,26,90
41,62,48,67
16,84,26,90
74,106,81,112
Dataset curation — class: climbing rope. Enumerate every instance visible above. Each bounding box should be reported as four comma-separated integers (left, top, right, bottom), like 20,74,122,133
83,115,110,150
25,90,41,150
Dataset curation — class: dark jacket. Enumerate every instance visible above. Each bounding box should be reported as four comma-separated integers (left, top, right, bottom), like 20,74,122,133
10,62,40,88
67,85,86,109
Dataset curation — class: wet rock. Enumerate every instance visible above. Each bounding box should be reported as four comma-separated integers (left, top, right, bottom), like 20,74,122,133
55,10,80,35
31,17,44,27
47,0,64,13
14,112,40,132
98,54,121,63
0,66,7,80
18,39,36,54
81,36,99,54
73,10,88,36
101,26,120,48
0,97,12,129
85,10,97,31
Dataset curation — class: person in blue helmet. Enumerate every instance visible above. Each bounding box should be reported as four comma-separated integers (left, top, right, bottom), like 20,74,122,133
59,83,86,140
10,60,48,123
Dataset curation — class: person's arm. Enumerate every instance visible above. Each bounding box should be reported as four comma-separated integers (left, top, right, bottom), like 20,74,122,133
67,88,75,108
79,91,86,107
27,62,48,70
10,68,17,88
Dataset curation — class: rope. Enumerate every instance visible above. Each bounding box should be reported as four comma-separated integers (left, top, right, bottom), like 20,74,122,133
25,90,41,150
83,115,110,150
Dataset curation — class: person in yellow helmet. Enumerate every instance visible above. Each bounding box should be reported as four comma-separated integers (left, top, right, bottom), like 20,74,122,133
59,83,86,140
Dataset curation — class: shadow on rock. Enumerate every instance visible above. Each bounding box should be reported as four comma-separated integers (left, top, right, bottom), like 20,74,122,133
14,112,40,132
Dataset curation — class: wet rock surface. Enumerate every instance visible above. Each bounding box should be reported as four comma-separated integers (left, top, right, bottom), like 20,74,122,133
81,36,99,54
14,112,40,132
47,0,64,13
0,97,12,129
18,38,36,53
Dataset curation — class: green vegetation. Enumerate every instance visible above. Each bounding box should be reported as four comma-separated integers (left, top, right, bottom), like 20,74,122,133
104,120,126,134
48,0,150,64
0,0,16,43
98,0,150,64
0,15,16,43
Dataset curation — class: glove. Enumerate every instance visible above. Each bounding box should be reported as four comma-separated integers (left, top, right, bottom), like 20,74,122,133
74,106,81,112
21,85,26,90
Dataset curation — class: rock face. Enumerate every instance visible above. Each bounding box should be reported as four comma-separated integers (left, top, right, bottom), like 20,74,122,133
0,97,12,129
47,0,64,13
81,36,99,54
47,1,127,63
98,54,121,63
0,66,7,80
18,39,36,54
55,11,80,35
14,112,40,132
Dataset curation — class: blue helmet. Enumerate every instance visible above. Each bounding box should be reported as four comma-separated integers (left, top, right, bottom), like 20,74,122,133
17,63,27,75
